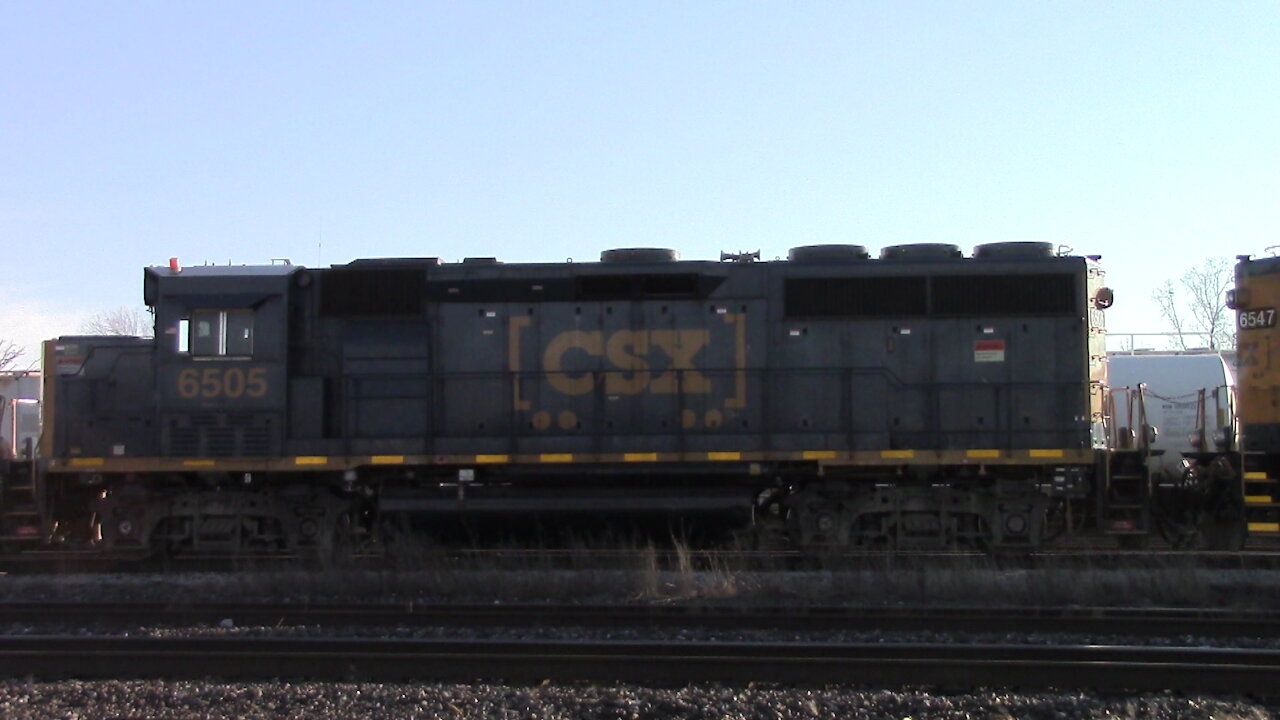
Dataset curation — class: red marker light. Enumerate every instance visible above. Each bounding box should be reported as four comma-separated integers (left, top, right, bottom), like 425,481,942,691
169,257,181,273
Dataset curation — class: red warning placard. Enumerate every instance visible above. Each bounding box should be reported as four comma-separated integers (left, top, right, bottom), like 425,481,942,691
974,340,1006,363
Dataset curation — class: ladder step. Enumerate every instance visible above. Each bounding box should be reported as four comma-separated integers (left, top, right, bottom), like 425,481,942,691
1249,522,1280,534
1246,496,1275,505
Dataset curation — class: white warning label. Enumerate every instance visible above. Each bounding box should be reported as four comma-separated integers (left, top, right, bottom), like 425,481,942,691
974,340,1006,363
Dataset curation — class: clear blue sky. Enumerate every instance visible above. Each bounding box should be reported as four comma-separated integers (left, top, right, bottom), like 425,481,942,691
2,2,1278,366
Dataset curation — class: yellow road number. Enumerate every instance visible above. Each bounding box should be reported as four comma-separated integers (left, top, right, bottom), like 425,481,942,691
177,367,268,399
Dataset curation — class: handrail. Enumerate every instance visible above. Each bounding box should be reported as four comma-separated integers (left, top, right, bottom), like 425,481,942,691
1104,384,1150,451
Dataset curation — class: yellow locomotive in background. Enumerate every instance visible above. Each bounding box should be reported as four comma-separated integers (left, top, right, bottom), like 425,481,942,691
1231,254,1280,539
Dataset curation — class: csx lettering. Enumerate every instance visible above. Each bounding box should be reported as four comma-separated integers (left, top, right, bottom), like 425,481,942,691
543,329,711,396
177,367,268,399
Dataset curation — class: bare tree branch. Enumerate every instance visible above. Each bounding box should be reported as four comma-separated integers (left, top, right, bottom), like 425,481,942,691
80,307,153,337
1182,257,1233,350
1152,280,1189,350
1153,258,1235,350
0,339,21,371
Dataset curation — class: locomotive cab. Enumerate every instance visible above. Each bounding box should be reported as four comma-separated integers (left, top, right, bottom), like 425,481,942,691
145,263,294,458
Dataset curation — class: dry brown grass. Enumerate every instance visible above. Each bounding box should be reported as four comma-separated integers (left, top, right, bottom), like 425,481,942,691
2,544,1278,610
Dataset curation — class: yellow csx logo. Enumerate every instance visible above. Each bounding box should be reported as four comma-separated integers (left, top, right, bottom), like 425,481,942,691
542,329,711,396
508,314,748,427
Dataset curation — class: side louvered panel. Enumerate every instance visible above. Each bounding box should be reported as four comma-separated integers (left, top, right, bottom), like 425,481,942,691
162,414,279,457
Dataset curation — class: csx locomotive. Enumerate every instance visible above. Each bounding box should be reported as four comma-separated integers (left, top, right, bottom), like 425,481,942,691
0,242,1254,555
1231,253,1280,542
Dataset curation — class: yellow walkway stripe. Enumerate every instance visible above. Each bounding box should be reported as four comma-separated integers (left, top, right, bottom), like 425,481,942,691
802,451,837,460
967,450,1000,459
183,460,216,468
707,452,741,461
539,454,574,463
294,456,328,466
1245,472,1269,480
371,456,405,465
1029,449,1064,458
69,458,104,468
474,455,509,464
881,450,915,460
624,453,658,462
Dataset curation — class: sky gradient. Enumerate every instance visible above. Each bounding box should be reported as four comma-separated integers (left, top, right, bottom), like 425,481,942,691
2,2,1278,366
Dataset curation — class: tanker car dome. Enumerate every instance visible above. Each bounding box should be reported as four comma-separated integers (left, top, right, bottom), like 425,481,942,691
973,241,1055,260
879,243,964,261
600,248,679,263
461,257,501,265
787,245,870,264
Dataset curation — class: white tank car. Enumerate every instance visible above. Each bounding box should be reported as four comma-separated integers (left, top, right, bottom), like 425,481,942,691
0,371,41,460
1107,351,1236,480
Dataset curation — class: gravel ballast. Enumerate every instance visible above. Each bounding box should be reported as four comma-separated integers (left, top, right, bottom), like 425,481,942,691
2,567,1277,717
0,680,1271,720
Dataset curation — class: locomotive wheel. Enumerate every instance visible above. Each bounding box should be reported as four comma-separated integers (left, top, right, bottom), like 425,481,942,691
785,484,853,552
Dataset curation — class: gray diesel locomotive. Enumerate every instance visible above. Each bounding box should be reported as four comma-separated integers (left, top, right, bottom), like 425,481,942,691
11,241,1211,555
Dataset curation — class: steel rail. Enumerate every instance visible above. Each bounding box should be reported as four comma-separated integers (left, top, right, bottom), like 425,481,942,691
2,602,1278,638
7,548,1280,573
0,636,1276,694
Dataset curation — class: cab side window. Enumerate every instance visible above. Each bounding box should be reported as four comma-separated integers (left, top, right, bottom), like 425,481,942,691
225,311,254,356
187,310,254,358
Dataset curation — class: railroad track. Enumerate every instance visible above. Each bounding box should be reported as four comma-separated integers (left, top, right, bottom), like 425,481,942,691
7,547,1280,573
0,636,1276,694
3,602,1280,639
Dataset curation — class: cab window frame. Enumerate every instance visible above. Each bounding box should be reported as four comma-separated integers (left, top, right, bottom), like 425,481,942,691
182,309,254,359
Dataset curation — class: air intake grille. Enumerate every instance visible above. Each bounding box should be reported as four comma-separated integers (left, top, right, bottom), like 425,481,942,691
785,277,928,317
164,414,275,457
932,274,1076,315
321,268,425,316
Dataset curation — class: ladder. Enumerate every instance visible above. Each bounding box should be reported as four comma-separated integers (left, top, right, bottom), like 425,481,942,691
1242,453,1280,538
0,438,44,548
1101,385,1154,544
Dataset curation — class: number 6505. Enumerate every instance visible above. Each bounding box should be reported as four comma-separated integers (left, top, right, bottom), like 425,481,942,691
177,367,268,399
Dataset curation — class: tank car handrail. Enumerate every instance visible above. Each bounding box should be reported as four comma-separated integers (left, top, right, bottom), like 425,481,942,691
1104,384,1153,451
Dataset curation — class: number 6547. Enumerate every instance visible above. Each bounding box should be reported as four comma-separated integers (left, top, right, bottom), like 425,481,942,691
177,367,268,399
1239,308,1277,330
